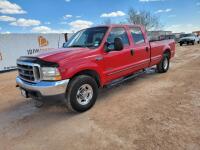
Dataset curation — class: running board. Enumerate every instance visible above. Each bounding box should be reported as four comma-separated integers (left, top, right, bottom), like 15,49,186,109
105,69,146,88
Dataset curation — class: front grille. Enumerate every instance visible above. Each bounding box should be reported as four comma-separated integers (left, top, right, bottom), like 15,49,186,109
17,62,40,82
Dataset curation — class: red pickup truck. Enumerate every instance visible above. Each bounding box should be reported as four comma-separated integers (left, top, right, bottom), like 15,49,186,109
16,24,175,112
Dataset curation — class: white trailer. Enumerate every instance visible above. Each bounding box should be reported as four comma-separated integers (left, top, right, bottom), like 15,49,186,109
0,33,72,72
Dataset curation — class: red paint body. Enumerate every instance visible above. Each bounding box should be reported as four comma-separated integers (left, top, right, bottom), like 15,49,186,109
37,25,176,86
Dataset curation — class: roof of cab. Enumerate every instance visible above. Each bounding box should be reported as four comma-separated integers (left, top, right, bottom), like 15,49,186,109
93,24,143,28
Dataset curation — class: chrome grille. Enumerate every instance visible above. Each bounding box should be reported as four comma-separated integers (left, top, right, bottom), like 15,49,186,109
17,61,40,82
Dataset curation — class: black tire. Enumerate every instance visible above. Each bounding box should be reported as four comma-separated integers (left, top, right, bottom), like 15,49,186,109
180,43,182,46
198,41,200,44
157,53,170,73
65,75,98,112
192,41,195,45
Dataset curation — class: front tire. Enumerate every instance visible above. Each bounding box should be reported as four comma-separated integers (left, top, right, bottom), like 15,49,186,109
65,75,98,112
157,53,170,73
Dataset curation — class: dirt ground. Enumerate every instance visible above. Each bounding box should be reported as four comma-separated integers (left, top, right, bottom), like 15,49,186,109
0,44,200,150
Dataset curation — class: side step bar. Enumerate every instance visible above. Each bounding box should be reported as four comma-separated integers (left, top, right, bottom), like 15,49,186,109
105,69,146,88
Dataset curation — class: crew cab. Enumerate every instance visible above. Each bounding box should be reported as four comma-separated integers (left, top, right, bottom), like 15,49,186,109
16,24,175,112
179,33,200,46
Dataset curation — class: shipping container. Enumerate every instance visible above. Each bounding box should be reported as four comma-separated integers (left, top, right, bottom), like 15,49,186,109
0,33,72,72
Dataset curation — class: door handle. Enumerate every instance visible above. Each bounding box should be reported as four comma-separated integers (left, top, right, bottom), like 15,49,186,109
130,49,134,56
146,47,149,52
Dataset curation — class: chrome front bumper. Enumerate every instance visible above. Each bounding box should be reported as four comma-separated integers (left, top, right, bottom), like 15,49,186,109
16,76,70,96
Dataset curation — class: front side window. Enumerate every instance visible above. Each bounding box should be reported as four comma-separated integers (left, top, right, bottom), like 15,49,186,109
107,27,130,47
64,27,108,49
130,27,145,45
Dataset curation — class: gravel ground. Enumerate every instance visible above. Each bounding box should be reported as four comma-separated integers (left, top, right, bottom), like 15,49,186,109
0,45,200,150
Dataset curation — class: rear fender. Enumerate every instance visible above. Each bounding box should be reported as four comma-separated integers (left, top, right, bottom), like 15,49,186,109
163,41,175,58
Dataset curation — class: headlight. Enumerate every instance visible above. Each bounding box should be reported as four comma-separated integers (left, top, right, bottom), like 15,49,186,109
41,67,61,81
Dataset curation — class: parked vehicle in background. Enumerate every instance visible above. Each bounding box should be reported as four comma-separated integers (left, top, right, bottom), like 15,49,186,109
148,34,176,42
16,24,176,112
165,34,176,40
179,33,200,46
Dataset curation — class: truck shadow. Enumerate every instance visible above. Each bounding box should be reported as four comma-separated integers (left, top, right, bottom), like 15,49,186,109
0,99,77,138
0,98,76,120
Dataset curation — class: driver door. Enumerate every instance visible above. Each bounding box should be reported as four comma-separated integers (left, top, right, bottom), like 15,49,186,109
103,27,133,83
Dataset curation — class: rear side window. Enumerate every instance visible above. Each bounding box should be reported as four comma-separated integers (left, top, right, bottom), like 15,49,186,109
130,27,145,44
107,27,129,46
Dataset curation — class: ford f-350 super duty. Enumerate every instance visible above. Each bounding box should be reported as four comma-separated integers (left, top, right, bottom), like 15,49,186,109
16,24,176,112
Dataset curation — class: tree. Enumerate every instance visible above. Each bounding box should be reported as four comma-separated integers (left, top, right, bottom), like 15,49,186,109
127,8,162,30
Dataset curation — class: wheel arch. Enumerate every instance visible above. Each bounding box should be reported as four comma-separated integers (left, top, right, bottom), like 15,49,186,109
163,49,171,58
71,69,101,87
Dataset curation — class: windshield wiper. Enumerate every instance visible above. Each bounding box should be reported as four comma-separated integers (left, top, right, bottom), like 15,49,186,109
68,44,96,48
68,45,86,48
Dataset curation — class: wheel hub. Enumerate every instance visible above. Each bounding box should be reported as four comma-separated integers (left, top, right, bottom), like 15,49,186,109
76,84,93,105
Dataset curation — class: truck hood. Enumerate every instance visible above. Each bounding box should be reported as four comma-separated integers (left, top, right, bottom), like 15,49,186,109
35,48,93,63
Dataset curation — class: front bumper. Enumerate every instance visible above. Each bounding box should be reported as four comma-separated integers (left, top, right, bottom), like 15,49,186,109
16,76,70,97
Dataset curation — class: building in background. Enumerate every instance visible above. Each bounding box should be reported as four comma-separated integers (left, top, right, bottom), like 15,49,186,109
193,31,200,36
148,31,172,37
148,30,172,41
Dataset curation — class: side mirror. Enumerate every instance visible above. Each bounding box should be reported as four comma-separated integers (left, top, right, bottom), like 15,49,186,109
105,37,124,52
114,37,123,51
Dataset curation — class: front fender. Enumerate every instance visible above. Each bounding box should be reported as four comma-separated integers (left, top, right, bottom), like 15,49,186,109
60,61,105,86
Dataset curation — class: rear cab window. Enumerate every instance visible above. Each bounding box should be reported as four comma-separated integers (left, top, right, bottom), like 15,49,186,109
129,27,145,45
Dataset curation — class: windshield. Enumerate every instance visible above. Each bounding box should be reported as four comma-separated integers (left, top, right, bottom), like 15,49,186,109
64,27,108,49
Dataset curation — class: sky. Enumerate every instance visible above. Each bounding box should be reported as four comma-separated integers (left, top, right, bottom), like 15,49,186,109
0,0,200,34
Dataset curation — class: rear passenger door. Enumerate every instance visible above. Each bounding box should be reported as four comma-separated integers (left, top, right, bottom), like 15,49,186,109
128,27,150,71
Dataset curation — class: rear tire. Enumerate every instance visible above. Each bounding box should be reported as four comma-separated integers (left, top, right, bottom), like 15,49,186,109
180,43,182,46
157,53,170,73
65,75,98,112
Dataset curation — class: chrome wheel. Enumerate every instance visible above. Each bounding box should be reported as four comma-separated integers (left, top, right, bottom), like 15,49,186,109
76,84,93,105
163,57,168,70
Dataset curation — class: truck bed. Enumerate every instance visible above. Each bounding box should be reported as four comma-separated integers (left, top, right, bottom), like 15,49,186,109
149,39,175,66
